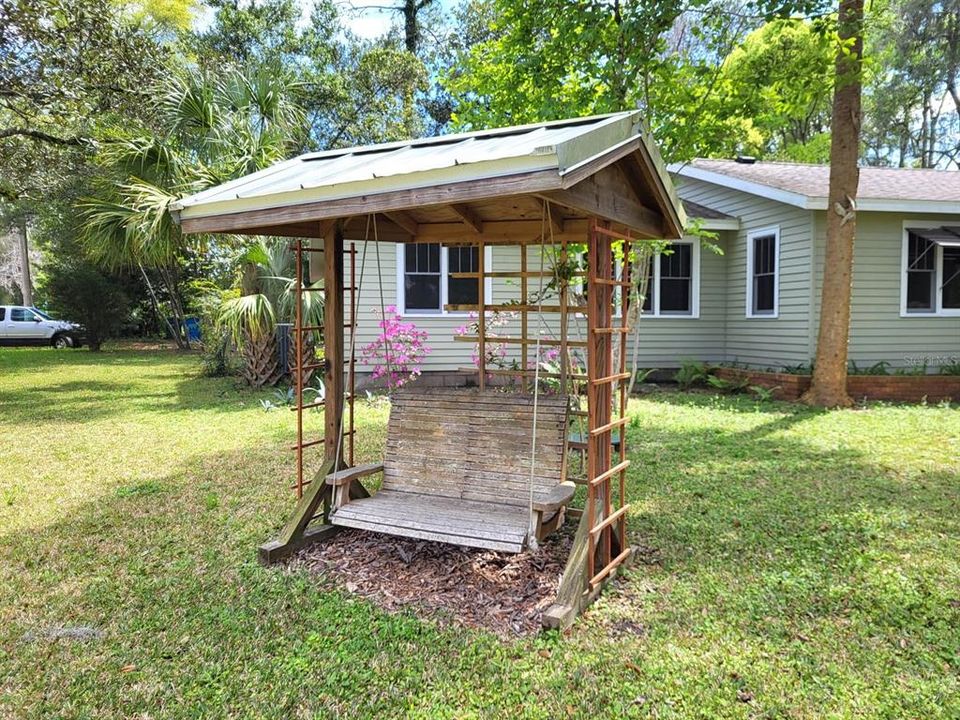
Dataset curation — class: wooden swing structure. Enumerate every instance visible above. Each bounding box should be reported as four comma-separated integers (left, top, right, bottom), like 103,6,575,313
172,111,684,628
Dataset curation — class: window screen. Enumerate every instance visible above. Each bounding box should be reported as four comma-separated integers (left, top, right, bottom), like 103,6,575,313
905,232,936,312
403,243,441,311
447,246,479,306
751,234,777,315
659,244,692,314
942,246,960,310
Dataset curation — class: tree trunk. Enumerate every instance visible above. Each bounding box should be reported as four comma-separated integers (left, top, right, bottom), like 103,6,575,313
17,218,32,307
802,0,863,408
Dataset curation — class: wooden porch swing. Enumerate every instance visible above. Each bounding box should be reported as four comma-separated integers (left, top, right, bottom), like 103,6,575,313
171,111,685,628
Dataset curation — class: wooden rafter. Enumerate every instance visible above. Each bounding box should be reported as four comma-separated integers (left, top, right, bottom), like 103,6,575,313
540,199,564,236
382,210,419,235
448,203,484,233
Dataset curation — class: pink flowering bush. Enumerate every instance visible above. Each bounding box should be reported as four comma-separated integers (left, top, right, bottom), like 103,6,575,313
360,306,431,389
454,310,516,372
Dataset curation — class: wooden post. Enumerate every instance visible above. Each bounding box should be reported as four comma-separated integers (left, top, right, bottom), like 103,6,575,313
520,247,528,391
477,238,486,390
324,223,345,463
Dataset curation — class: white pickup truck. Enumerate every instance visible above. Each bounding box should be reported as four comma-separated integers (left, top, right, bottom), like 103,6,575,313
0,305,83,348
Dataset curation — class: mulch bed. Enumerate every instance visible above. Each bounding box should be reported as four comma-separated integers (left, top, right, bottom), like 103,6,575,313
295,527,575,637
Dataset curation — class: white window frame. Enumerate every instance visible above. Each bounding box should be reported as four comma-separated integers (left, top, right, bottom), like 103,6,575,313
900,220,960,317
643,239,701,319
746,226,780,318
396,243,493,317
572,239,700,319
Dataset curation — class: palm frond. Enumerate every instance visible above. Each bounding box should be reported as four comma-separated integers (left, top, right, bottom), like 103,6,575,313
218,293,276,345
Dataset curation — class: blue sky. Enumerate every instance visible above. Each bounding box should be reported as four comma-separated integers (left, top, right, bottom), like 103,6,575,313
194,0,457,40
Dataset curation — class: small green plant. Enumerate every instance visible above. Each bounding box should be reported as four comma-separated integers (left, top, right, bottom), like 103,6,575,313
940,362,960,376
849,360,890,376
707,374,749,393
633,368,658,385
674,360,710,389
749,385,778,402
781,363,813,375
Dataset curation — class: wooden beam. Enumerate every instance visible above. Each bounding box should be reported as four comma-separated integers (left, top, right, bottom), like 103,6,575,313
382,211,419,235
324,223,345,466
413,219,589,244
180,169,561,235
449,203,484,233
539,165,665,238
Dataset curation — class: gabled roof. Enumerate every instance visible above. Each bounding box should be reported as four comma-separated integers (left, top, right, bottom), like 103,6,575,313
172,111,685,240
681,199,739,230
671,159,960,214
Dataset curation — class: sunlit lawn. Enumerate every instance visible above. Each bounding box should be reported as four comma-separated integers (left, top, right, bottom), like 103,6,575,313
1,346,958,718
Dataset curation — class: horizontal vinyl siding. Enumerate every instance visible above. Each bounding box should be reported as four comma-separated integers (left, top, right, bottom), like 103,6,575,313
337,236,728,373
676,178,814,368
813,211,960,370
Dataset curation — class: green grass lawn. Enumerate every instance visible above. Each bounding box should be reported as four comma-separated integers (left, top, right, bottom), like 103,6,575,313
1,347,958,719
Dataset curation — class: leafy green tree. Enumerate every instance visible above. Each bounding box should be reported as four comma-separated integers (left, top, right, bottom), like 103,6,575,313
44,260,129,351
218,240,324,387
442,0,753,161
0,0,168,202
715,19,835,161
863,0,960,168
80,64,307,349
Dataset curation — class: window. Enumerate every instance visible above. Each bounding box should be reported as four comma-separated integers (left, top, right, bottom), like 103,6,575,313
0,308,5,321
747,228,779,317
396,243,492,315
638,241,700,318
10,307,37,322
901,224,960,316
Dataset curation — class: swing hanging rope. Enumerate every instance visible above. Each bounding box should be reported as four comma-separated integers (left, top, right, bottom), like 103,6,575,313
526,201,556,550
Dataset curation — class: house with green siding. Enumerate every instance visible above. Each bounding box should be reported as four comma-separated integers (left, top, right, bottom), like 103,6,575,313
343,158,960,379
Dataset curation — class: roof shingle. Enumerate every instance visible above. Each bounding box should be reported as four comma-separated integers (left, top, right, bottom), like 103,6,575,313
683,159,960,203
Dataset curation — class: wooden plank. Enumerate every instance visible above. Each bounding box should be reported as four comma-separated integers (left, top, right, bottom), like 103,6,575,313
258,523,341,565
383,210,418,235
414,219,588,244
444,304,587,314
331,516,523,553
540,164,664,238
449,203,484,233
324,225,345,463
454,335,587,348
180,170,562,235
325,462,384,486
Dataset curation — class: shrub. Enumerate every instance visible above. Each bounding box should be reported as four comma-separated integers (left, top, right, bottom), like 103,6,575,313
673,360,710,389
44,261,129,351
360,305,431,389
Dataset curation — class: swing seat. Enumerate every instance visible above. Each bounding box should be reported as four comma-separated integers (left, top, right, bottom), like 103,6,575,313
327,388,574,553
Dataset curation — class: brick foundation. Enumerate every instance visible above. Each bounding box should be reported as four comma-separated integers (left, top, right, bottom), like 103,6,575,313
713,367,960,403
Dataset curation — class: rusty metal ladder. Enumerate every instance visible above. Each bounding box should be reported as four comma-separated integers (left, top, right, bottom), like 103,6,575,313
290,240,357,498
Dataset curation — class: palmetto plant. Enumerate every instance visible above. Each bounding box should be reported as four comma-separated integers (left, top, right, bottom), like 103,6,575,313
219,239,324,388
80,64,306,349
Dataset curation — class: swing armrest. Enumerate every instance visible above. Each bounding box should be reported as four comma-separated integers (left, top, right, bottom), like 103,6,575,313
325,463,384,487
532,481,576,513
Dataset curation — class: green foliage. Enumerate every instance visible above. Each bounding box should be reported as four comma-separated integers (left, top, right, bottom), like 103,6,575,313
940,362,960,376
0,0,167,201
43,260,129,351
674,360,711,389
712,19,835,161
849,360,892,376
749,384,779,402
707,374,750,393
442,0,755,161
